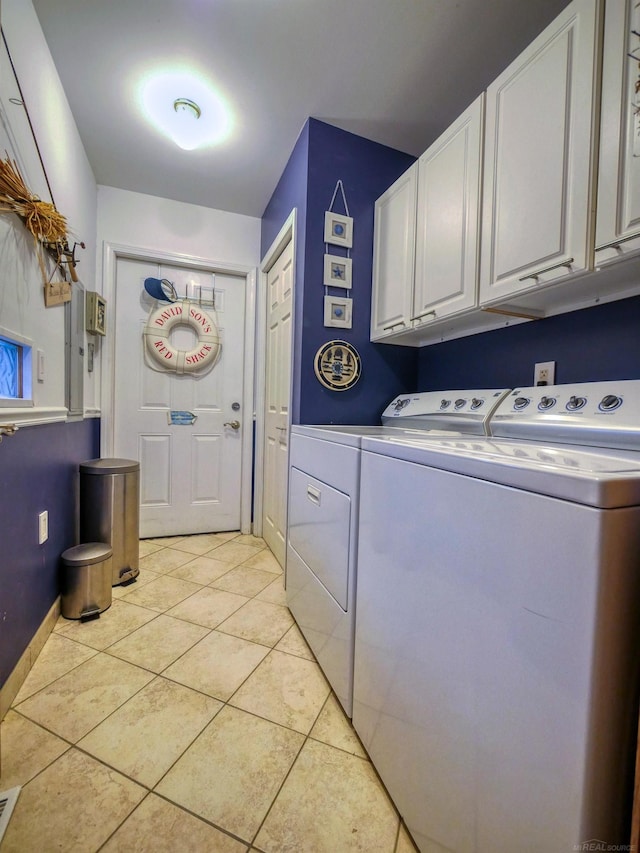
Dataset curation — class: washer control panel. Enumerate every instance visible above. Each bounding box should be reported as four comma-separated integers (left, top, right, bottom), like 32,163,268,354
490,380,640,450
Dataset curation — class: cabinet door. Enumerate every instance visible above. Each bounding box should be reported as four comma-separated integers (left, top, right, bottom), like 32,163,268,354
413,94,484,325
370,164,417,340
596,0,640,265
480,0,600,306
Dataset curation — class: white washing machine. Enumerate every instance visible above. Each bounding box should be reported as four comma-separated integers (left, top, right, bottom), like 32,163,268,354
353,380,640,852
286,389,510,716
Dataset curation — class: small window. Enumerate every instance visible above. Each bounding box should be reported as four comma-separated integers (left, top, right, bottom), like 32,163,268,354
0,328,32,407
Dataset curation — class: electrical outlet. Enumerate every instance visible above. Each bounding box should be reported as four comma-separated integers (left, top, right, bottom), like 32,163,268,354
38,510,48,544
534,361,556,386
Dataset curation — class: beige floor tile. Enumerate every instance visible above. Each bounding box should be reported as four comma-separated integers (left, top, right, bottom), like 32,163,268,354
144,536,186,546
53,599,158,650
119,574,202,612
168,533,232,555
217,599,294,647
0,710,68,789
138,547,194,575
257,576,287,606
210,565,276,597
139,540,163,557
232,534,266,550
112,568,160,599
230,649,329,734
274,623,315,660
205,540,262,565
168,554,236,585
254,739,399,852
163,630,269,700
16,653,154,742
12,633,98,703
207,531,242,544
1,748,145,853
310,694,367,757
241,548,282,574
78,677,222,788
396,824,420,852
107,614,209,672
102,793,248,852
156,705,304,841
166,586,249,628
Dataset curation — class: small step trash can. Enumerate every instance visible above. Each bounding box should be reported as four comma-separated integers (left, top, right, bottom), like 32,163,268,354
79,457,140,586
61,543,113,620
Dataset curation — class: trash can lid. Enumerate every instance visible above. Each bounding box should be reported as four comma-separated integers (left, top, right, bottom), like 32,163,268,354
61,542,113,566
80,457,140,474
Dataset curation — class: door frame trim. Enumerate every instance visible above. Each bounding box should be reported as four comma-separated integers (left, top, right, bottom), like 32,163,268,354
253,209,297,537
102,241,257,534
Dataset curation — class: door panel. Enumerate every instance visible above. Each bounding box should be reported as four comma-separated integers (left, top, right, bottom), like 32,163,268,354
113,257,246,537
262,239,294,565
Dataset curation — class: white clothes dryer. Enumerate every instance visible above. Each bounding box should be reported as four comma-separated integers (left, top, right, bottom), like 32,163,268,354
285,389,510,716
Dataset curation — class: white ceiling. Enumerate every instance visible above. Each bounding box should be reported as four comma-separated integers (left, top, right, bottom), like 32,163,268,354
32,0,570,218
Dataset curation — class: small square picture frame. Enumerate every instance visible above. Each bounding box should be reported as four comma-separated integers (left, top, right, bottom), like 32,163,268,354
324,211,353,248
323,295,352,329
323,254,352,289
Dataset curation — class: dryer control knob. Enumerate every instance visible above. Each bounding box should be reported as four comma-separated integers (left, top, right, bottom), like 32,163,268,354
513,397,530,410
454,399,466,409
566,395,587,411
470,398,483,410
538,396,556,410
440,399,451,409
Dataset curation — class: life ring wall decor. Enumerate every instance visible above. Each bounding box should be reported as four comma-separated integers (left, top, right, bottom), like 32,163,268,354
143,299,221,375
314,340,361,391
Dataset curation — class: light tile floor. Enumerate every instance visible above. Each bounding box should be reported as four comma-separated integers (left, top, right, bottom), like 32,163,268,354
1,532,418,852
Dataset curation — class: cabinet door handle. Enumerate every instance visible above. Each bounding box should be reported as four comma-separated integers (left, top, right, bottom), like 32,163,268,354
595,233,639,252
518,258,574,281
307,485,321,505
410,310,437,322
382,320,407,331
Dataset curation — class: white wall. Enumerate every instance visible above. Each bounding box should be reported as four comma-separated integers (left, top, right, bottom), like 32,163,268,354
0,0,98,419
96,186,261,270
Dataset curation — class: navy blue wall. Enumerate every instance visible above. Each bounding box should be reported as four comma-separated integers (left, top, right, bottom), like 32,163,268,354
417,294,640,390
261,121,309,425
0,418,100,686
261,118,418,426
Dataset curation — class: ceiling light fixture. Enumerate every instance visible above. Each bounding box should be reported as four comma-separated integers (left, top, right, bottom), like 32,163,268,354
171,98,202,150
174,98,201,120
137,69,233,151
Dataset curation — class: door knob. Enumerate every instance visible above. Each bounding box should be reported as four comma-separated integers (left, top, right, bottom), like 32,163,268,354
224,420,241,430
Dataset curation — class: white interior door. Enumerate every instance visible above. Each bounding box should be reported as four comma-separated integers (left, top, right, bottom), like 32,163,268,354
113,256,246,538
262,239,293,565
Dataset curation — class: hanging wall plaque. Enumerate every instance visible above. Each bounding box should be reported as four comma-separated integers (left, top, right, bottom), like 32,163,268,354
313,340,361,391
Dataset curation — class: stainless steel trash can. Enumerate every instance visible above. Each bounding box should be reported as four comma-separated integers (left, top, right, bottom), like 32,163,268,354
79,458,140,586
61,542,113,620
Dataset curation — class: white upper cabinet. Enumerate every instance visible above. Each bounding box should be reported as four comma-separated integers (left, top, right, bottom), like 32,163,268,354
596,0,640,265
413,94,484,325
480,0,601,307
370,163,417,341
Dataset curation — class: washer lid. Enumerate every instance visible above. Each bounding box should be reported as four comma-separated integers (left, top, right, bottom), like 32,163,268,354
361,434,640,508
